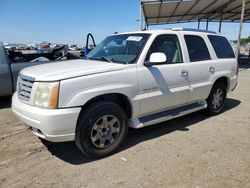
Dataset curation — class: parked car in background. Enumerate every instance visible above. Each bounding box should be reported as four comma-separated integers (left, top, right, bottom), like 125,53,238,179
0,42,79,97
0,42,47,97
69,45,78,51
12,29,238,158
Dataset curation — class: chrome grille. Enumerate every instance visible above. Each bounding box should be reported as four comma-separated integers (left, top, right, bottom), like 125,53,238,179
17,74,35,101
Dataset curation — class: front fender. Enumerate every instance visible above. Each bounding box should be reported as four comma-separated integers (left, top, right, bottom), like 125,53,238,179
63,84,137,108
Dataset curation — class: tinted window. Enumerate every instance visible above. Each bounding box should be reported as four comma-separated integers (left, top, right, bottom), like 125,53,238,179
208,35,235,58
147,34,183,64
184,35,211,62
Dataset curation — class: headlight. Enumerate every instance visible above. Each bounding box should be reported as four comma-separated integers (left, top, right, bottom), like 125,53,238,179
34,82,59,108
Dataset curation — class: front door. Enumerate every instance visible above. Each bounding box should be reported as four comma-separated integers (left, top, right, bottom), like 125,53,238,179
138,34,190,116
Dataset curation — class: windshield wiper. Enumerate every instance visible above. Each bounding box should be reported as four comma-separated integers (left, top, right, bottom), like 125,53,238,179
90,56,114,63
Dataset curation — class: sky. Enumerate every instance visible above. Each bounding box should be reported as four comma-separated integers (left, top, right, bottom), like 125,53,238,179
0,0,249,45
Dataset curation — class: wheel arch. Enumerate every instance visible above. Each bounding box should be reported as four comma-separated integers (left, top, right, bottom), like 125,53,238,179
78,93,133,119
213,76,230,92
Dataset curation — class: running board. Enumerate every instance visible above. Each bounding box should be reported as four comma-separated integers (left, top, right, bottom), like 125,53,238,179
129,100,207,129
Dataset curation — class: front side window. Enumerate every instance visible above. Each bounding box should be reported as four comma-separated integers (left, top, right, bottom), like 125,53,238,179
147,34,183,64
86,33,150,64
208,35,235,58
184,35,211,62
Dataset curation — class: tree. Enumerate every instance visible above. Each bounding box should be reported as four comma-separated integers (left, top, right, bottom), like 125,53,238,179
240,36,250,45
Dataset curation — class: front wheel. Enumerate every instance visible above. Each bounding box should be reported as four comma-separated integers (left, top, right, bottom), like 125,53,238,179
205,82,227,115
75,101,128,158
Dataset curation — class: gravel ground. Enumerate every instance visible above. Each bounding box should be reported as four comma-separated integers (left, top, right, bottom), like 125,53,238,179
0,67,250,188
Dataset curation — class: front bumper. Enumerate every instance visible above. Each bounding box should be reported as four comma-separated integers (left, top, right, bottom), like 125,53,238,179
12,93,81,142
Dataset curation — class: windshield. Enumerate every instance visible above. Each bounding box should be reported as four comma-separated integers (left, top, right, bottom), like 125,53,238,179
86,33,150,64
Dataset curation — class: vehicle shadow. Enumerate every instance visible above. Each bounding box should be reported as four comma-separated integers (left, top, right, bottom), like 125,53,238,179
42,98,241,165
0,96,11,109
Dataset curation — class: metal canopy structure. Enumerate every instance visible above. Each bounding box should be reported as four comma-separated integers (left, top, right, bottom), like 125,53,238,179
140,0,249,58
141,0,250,27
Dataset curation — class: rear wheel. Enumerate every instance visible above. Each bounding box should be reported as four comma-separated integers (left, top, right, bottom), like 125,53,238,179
205,82,227,115
75,101,128,158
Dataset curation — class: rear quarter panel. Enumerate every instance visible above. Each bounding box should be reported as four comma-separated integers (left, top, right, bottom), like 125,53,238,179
204,34,238,94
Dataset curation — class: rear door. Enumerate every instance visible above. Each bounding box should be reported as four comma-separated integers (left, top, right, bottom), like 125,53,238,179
183,34,214,102
0,44,13,96
138,34,190,116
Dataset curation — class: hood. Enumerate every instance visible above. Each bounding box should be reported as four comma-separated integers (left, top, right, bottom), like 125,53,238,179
20,59,126,81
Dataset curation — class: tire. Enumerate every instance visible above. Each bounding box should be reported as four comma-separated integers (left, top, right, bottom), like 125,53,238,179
205,82,227,115
75,101,128,158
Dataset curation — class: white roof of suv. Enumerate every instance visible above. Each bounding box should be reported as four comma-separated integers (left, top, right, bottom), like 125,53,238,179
116,28,221,36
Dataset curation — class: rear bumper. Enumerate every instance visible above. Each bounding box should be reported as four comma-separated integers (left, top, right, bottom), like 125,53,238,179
229,76,238,92
12,93,81,142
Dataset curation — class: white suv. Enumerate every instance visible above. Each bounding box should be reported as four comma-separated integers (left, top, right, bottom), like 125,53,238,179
12,28,238,158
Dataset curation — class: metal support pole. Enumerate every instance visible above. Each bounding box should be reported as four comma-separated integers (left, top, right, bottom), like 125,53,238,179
145,22,148,30
237,0,246,60
219,16,222,33
206,18,209,30
140,4,143,31
198,20,200,29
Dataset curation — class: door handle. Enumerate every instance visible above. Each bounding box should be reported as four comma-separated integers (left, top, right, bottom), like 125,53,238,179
181,70,189,77
209,66,215,73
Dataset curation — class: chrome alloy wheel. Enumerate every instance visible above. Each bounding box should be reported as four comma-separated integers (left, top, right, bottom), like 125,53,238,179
212,88,224,110
90,115,121,149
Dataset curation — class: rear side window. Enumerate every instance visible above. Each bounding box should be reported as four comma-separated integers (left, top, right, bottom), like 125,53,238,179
208,35,235,58
184,35,211,62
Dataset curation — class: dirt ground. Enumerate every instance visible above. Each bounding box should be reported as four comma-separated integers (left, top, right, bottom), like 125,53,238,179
0,66,250,188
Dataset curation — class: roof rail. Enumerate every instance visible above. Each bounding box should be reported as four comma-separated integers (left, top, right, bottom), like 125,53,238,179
171,28,217,34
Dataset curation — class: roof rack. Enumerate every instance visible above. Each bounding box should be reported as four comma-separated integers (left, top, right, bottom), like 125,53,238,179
171,28,217,34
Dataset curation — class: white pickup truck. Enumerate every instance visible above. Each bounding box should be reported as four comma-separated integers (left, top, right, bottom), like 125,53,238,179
12,28,238,158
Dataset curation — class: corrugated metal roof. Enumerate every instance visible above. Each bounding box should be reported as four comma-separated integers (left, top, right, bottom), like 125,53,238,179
141,0,250,26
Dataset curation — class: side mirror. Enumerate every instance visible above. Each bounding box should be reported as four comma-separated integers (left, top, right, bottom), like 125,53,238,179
144,52,167,66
